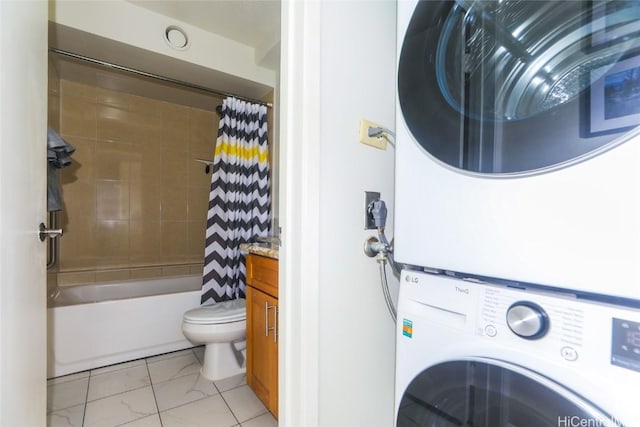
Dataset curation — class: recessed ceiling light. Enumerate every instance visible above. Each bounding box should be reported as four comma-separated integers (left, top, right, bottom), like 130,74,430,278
164,25,190,50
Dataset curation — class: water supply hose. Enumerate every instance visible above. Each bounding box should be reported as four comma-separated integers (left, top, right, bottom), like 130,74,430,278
377,253,397,322
364,198,402,322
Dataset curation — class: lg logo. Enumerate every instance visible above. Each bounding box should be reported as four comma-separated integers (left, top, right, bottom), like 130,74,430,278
405,275,419,284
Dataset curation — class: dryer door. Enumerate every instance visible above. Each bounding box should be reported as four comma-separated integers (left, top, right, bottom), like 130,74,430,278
398,0,640,174
396,359,614,427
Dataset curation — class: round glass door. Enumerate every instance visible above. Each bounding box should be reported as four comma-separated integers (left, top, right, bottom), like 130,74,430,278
396,359,616,427
398,0,640,174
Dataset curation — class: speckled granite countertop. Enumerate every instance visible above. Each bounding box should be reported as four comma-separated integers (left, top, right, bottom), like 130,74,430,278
240,243,279,260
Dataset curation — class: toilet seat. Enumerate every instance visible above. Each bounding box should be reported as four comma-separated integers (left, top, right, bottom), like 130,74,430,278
183,298,246,325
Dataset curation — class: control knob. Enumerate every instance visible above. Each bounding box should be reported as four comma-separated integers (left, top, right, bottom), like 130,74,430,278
506,301,549,339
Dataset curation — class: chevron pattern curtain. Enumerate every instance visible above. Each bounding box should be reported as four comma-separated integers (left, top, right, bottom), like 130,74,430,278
200,97,270,304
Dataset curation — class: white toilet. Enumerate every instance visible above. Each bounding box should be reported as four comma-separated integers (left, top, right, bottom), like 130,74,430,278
182,298,246,381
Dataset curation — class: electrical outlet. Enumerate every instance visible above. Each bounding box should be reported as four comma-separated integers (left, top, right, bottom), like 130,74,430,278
359,119,387,150
364,191,380,230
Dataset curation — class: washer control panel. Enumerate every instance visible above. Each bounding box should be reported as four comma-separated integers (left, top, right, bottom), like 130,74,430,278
478,285,586,363
400,270,640,373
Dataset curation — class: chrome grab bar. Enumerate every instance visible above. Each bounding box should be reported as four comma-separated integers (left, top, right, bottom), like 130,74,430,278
44,212,61,269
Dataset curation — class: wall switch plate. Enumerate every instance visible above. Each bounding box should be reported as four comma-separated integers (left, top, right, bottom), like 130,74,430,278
359,119,387,150
364,191,381,230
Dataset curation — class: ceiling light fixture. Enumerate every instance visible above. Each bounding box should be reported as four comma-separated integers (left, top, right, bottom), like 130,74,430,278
164,25,190,50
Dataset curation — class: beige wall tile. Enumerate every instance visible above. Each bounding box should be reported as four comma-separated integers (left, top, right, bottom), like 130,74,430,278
48,60,60,94
187,220,206,257
95,220,129,254
161,221,188,258
161,186,188,221
130,267,163,280
129,93,164,115
189,109,217,149
130,220,162,261
162,265,191,277
95,220,130,266
57,271,96,287
97,105,136,143
95,269,131,283
161,149,189,187
130,145,162,182
132,109,163,144
54,80,232,275
95,141,131,181
60,95,97,138
58,217,96,271
61,80,96,99
59,181,96,222
96,181,130,221
189,264,204,276
161,104,190,152
187,187,209,222
96,87,133,109
48,93,60,129
130,181,161,221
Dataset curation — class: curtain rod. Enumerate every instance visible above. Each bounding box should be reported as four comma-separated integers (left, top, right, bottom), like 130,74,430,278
48,48,273,108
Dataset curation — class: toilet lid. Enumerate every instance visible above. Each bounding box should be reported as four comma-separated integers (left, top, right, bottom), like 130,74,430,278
183,298,246,324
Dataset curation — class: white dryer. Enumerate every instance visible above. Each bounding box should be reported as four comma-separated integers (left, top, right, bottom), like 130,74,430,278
395,0,640,300
395,271,640,426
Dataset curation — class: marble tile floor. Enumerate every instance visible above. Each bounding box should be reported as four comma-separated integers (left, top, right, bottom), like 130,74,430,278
47,347,277,427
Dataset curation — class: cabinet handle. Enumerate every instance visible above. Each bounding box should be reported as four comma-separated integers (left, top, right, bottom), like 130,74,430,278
265,301,270,337
265,302,277,338
273,305,278,343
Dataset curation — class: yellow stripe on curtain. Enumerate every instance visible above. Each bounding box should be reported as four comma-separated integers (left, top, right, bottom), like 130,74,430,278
214,140,269,164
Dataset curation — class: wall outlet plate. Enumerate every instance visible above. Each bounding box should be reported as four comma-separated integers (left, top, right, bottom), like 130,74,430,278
364,191,380,230
359,119,387,150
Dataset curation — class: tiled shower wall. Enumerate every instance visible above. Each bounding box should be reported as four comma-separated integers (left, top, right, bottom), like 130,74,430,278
48,77,220,286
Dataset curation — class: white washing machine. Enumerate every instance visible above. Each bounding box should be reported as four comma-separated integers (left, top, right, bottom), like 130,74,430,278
395,0,640,300
395,271,640,426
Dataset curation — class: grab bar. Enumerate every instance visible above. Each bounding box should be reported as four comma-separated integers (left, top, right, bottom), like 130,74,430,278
46,211,59,269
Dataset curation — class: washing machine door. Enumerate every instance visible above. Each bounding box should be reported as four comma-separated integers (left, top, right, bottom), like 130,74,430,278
398,0,640,174
396,358,615,427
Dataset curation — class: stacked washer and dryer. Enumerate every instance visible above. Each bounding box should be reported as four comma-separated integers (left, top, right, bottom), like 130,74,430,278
394,1,640,426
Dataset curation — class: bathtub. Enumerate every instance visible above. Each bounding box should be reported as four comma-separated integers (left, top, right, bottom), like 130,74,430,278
47,275,202,378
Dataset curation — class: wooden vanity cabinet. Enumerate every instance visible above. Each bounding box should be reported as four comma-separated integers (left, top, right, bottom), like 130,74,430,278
246,254,278,418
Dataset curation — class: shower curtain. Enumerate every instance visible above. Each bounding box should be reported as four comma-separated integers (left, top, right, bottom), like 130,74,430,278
200,97,270,304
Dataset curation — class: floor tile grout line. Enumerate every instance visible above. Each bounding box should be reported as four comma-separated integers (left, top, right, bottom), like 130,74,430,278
85,381,154,405
149,348,221,416
154,392,220,416
145,357,164,427
190,347,242,425
220,395,242,426
81,372,90,427
48,348,270,427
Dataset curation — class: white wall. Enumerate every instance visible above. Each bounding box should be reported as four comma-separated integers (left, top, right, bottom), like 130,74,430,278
0,1,47,424
49,0,276,89
280,1,398,426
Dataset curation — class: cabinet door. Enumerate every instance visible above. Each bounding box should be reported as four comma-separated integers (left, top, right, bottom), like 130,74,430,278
246,286,278,417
